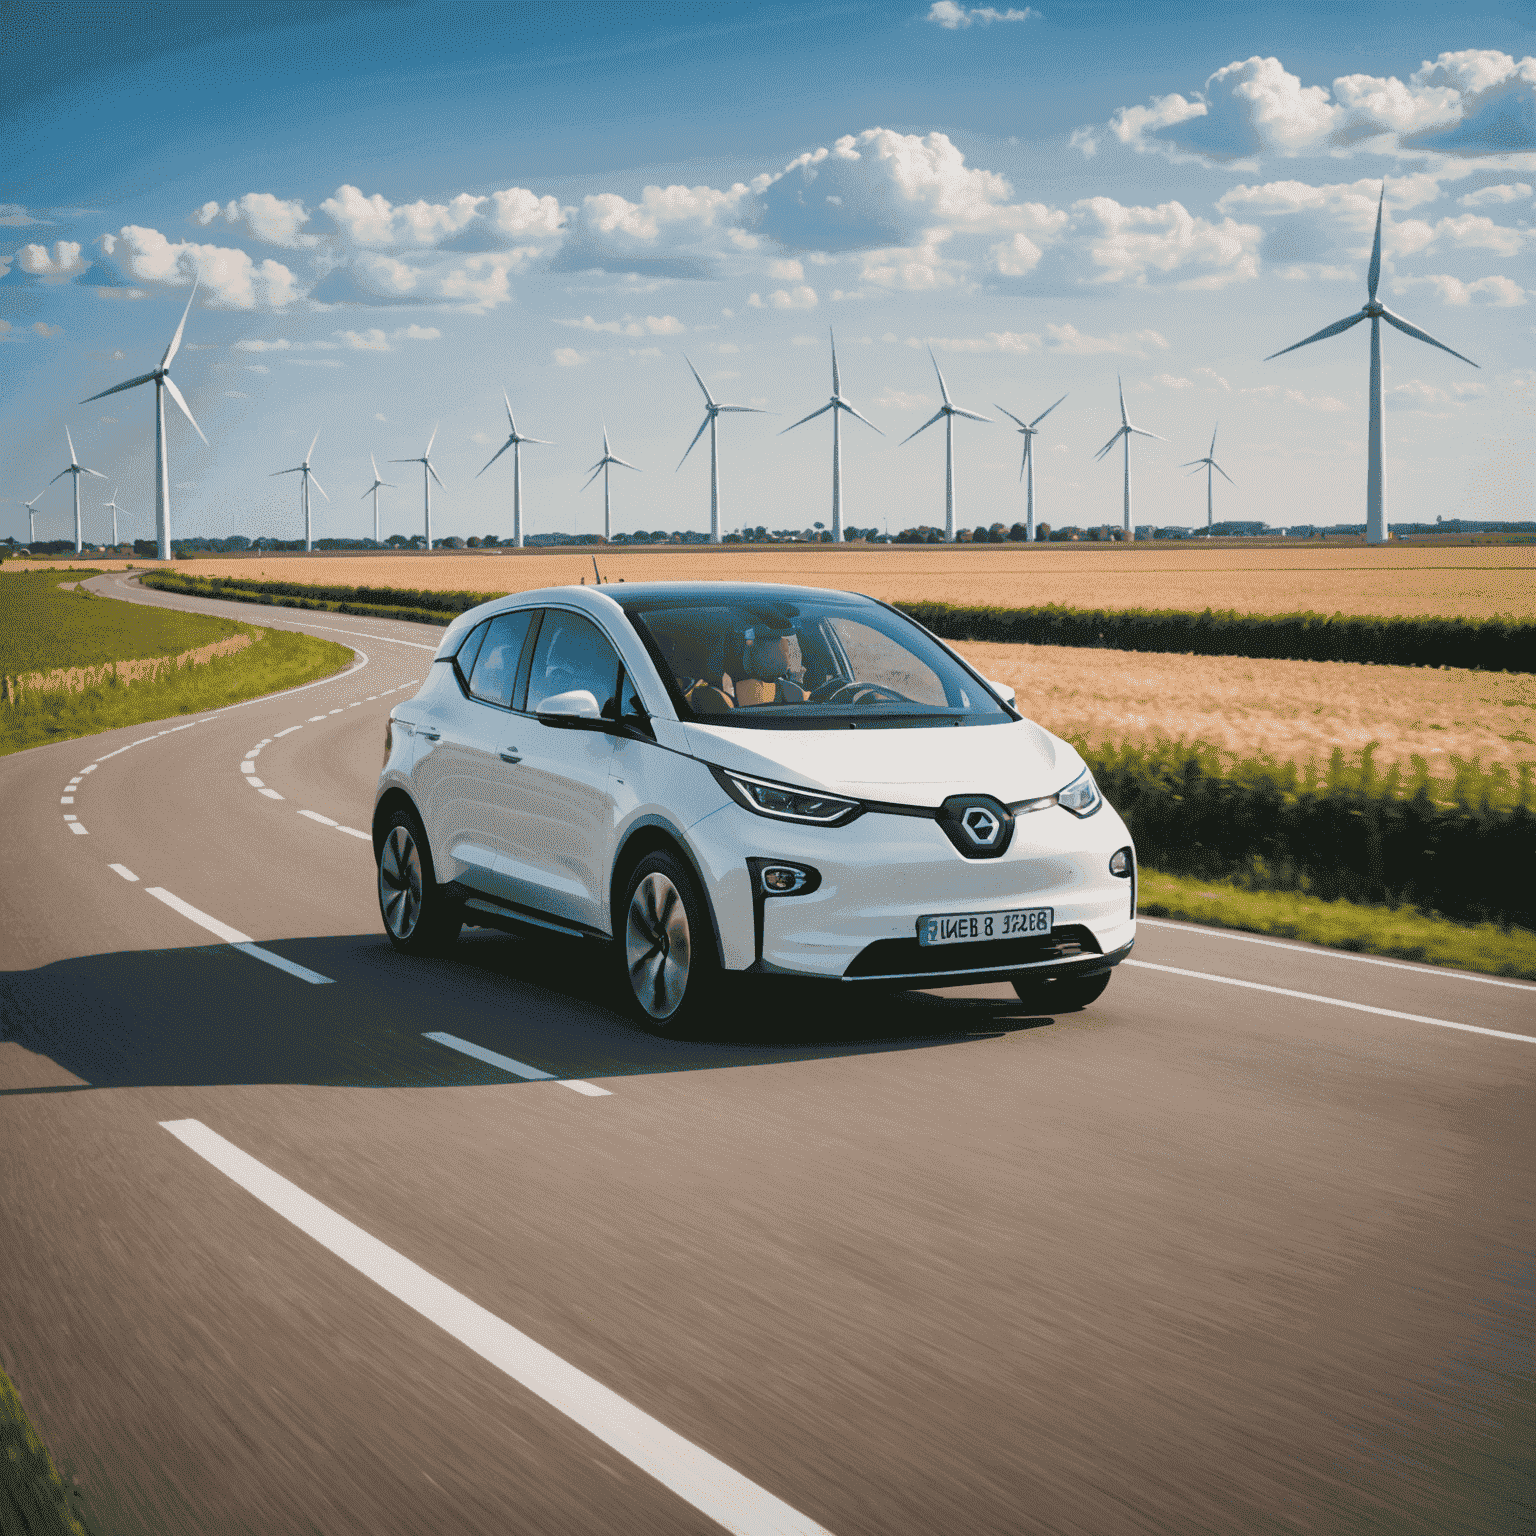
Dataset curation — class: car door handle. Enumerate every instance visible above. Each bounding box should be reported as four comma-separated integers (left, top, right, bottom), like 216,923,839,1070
418,728,441,742
499,747,522,763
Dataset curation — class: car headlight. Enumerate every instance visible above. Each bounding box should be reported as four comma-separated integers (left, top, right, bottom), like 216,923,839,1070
1056,767,1102,818
711,766,861,826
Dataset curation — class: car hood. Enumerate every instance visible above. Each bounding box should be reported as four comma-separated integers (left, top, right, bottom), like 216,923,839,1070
683,717,1076,808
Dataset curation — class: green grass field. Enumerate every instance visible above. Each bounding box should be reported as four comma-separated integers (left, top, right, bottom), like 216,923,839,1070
1,1363,100,1535
0,569,247,675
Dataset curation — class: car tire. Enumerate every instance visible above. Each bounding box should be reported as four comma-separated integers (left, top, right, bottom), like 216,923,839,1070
377,806,462,956
1011,969,1111,1014
618,851,720,1035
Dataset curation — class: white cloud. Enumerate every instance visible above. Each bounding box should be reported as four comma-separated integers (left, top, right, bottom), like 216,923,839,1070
1459,183,1532,206
875,388,931,411
1424,213,1530,257
345,247,535,310
748,284,819,308
335,328,391,351
375,412,387,421
1149,373,1194,389
1045,323,1169,356
911,331,1040,353
321,185,486,246
1396,273,1527,306
486,188,565,237
0,204,47,226
233,337,291,351
859,231,963,291
17,240,88,280
1070,197,1261,287
394,323,441,341
194,193,315,248
32,321,63,338
989,232,1044,276
289,358,343,367
925,2,1039,27
560,313,685,336
552,347,588,366
101,227,300,308
1242,384,1348,411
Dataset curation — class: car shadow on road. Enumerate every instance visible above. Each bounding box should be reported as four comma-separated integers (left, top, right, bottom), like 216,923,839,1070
0,928,1062,1094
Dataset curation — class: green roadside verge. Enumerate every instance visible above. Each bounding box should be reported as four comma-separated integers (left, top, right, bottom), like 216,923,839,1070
0,571,353,757
1138,867,1536,981
1,1364,101,1535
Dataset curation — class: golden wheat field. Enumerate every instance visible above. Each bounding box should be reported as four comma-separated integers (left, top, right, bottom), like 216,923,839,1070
958,641,1536,779
19,542,1526,620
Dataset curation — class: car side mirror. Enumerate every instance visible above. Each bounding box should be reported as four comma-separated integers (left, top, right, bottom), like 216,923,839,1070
983,677,1017,708
536,689,606,728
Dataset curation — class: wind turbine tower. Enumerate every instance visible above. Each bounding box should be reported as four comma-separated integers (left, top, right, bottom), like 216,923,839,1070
582,427,640,540
477,391,550,549
49,428,106,554
393,427,444,550
1265,187,1476,545
995,394,1066,540
362,455,395,544
1094,376,1165,541
678,358,767,544
23,494,43,545
79,279,208,561
900,349,990,541
1182,426,1234,532
103,489,125,547
781,329,882,541
272,432,328,553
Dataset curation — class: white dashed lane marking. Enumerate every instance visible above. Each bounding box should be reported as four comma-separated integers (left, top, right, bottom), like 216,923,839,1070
68,823,89,835
299,810,338,827
109,864,138,882
337,826,370,841
143,888,334,984
424,1032,614,1096
275,726,302,738
258,787,284,800
157,1122,825,1536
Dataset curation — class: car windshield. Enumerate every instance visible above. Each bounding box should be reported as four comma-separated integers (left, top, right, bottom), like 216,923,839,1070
615,591,1012,730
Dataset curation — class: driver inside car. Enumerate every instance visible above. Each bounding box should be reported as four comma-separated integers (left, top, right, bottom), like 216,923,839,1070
734,625,809,707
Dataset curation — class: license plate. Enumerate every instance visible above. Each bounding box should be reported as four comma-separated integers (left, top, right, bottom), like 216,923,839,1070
918,907,1054,946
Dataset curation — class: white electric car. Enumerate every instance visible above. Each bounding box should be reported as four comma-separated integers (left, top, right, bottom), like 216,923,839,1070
374,582,1136,1030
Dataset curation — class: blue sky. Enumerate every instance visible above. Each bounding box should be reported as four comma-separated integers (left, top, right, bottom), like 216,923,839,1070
3,0,1533,545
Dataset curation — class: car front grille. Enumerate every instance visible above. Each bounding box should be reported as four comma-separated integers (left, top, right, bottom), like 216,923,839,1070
844,924,1101,979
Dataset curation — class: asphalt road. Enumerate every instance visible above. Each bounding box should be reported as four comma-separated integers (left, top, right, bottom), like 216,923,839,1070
2,570,1532,1536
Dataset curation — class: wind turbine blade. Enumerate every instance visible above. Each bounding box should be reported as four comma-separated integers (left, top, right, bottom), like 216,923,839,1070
1185,465,1208,477
899,410,947,446
684,356,716,407
840,402,883,434
83,467,107,481
1094,428,1126,461
717,405,768,414
612,456,640,472
475,441,512,475
425,424,439,456
1129,428,1165,441
1379,307,1479,367
272,467,304,477
829,328,841,397
503,388,516,432
1117,375,1128,428
1263,311,1367,361
388,458,418,465
161,277,199,369
80,371,157,404
49,467,71,485
371,453,381,479
361,485,375,499
994,405,1029,430
677,413,711,469
309,475,329,501
952,408,991,424
306,431,320,461
1214,463,1236,486
162,374,209,444
1209,423,1218,457
581,466,603,492
1367,187,1384,304
927,347,952,406
780,402,834,434
521,436,554,445
1029,394,1067,428
602,426,611,454
1180,458,1207,468
65,425,78,463
428,463,444,489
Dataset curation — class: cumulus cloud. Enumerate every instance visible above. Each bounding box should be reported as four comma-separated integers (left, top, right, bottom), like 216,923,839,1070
911,331,1040,353
1460,182,1532,206
0,204,47,226
335,328,391,351
748,284,819,308
32,321,64,338
1079,50,1536,162
16,240,89,281
232,338,291,351
99,227,301,308
925,3,1039,27
194,193,315,247
1396,273,1527,305
559,313,686,335
1070,197,1261,288
875,388,932,411
1045,323,1169,356
556,182,757,278
552,347,588,366
321,185,486,246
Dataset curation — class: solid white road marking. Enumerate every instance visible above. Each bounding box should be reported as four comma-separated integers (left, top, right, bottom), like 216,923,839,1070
246,777,264,788
1136,916,1536,993
275,726,302,738
258,787,285,800
308,715,328,722
158,1120,827,1536
142,888,334,984
1123,959,1536,1045
69,823,89,835
80,765,95,773
240,762,256,773
109,864,138,881
299,809,338,827
328,709,343,715
337,826,371,840
423,1032,613,1095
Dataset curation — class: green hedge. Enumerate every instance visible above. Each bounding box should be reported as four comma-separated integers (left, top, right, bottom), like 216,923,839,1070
140,571,465,626
1080,740,1535,931
895,600,1536,672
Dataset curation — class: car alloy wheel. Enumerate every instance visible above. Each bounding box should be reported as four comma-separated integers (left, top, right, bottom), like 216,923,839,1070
626,870,692,1021
379,824,423,941
376,806,461,955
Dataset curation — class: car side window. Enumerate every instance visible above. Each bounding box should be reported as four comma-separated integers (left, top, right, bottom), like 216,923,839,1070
451,619,491,689
468,610,536,709
525,610,622,716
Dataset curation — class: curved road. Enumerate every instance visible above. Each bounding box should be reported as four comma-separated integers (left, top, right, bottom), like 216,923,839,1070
2,571,1531,1535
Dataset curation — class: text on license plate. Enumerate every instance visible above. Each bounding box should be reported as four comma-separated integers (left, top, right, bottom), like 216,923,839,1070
918,907,1054,946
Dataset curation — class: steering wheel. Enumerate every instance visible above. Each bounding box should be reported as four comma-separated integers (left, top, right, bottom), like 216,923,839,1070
811,680,911,707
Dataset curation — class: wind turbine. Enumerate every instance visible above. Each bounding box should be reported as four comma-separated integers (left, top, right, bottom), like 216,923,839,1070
271,432,328,553
392,426,444,550
79,279,208,561
1093,376,1165,541
361,454,395,544
1181,425,1234,533
581,426,639,541
995,394,1066,541
781,329,882,542
900,349,990,542
49,428,107,554
677,358,768,544
476,391,550,549
1265,186,1476,545
23,493,44,545
102,488,125,547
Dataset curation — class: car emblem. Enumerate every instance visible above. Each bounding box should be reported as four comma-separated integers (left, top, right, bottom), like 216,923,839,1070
961,807,1000,846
